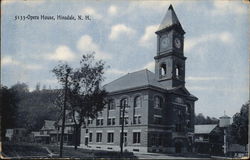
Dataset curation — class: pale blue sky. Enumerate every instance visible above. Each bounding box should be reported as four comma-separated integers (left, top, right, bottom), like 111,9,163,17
1,0,249,118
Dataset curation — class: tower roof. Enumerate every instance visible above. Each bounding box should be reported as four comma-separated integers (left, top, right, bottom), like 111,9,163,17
156,4,184,33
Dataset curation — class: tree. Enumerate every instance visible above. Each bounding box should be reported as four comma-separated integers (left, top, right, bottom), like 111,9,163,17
195,113,219,125
52,54,107,150
0,86,19,141
11,82,29,93
35,82,41,92
195,113,206,124
228,101,249,146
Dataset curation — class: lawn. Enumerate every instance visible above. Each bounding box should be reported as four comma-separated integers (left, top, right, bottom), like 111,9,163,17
2,143,137,159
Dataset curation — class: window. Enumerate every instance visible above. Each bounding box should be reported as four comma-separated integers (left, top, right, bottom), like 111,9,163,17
120,132,128,146
89,132,92,142
120,117,129,125
96,118,103,126
186,120,191,128
154,96,162,108
133,115,141,124
160,63,167,77
86,129,88,133
107,132,114,143
87,119,93,125
120,98,128,108
186,104,191,114
150,134,162,146
108,99,115,110
176,65,181,78
154,115,162,124
134,96,141,108
133,132,141,144
108,118,115,125
96,133,102,142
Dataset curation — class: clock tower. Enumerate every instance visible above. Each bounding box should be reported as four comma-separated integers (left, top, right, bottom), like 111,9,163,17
155,5,186,89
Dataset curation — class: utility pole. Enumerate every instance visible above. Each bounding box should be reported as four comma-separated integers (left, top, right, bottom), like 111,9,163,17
59,68,70,158
120,103,127,156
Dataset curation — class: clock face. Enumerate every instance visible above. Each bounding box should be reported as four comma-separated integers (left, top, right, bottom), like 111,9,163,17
160,37,169,49
174,38,181,49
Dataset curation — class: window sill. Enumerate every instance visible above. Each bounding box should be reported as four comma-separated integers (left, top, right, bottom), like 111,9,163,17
107,142,114,144
132,143,141,145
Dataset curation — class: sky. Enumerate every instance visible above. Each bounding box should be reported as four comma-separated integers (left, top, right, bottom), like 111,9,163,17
1,0,249,118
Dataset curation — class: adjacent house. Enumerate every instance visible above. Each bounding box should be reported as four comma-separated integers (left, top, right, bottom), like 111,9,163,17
5,128,28,142
55,110,80,146
32,120,56,144
194,124,218,154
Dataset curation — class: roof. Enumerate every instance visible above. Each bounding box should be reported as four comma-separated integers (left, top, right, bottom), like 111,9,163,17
195,124,217,134
104,69,164,93
219,114,231,119
156,4,184,32
40,120,56,130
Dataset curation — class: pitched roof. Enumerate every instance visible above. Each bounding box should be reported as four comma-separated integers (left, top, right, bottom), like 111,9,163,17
41,120,56,130
156,4,184,32
194,124,217,134
104,69,164,93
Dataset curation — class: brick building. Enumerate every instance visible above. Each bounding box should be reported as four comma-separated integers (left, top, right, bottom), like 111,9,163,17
80,5,198,153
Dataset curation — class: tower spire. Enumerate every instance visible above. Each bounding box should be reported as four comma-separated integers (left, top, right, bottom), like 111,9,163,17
156,4,184,34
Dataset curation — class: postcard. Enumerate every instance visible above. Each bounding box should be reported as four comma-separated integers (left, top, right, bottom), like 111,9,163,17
1,0,249,159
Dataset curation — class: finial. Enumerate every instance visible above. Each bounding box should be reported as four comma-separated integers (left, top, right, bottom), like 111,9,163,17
168,4,173,10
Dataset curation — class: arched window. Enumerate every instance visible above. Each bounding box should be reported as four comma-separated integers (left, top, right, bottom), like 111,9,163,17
134,96,141,108
154,96,162,108
160,63,167,77
176,66,180,77
108,99,115,110
120,98,128,108
176,65,182,78
186,104,191,114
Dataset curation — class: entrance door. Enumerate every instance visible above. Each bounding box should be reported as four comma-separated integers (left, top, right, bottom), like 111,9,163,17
175,142,182,153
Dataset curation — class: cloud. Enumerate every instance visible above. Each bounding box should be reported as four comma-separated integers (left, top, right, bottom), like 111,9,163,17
142,61,155,71
108,5,118,16
185,32,234,52
77,35,112,60
80,7,102,19
2,56,19,66
2,0,45,6
186,76,225,81
129,0,182,11
106,68,127,75
188,86,248,93
212,0,247,15
109,24,135,40
2,56,42,70
46,45,76,61
139,25,158,47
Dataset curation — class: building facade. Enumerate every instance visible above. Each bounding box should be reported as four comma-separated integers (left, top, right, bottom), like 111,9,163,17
80,5,198,153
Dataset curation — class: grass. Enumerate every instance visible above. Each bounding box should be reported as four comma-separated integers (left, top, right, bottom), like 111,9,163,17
2,143,136,159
